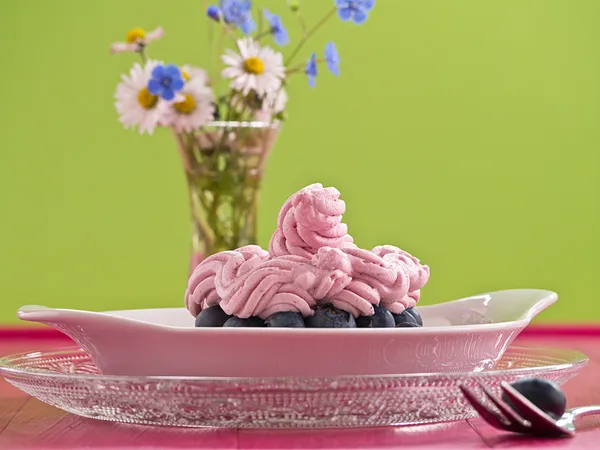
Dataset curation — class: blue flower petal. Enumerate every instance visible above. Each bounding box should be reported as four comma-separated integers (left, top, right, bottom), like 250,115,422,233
274,29,289,46
164,64,181,78
305,52,318,86
337,7,352,21
207,5,221,21
220,0,255,32
240,16,256,34
171,77,184,92
151,65,164,78
362,0,375,11
352,9,368,24
147,78,161,95
239,0,252,12
161,88,175,101
325,42,340,76
334,0,348,7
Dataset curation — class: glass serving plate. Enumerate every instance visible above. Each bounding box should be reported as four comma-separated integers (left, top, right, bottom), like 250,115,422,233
0,346,587,429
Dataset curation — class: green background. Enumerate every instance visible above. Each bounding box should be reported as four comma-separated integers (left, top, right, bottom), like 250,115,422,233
0,0,598,323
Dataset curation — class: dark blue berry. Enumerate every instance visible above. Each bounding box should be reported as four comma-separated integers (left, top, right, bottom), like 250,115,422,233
305,304,356,328
405,308,423,326
392,310,420,328
223,316,265,327
356,305,395,328
265,311,306,328
502,378,567,420
195,305,231,327
397,321,421,328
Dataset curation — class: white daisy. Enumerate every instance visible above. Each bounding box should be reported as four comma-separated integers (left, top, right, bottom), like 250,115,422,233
263,88,287,114
110,27,164,54
114,60,168,135
254,88,288,122
164,78,216,133
181,65,209,86
222,38,285,96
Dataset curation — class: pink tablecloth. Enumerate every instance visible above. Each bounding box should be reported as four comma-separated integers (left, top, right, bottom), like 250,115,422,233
1,327,599,449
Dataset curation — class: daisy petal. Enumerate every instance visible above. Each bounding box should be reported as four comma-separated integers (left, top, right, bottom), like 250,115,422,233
146,27,164,42
110,42,139,53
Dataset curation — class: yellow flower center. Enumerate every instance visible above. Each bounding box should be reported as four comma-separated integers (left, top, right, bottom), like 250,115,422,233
243,57,264,75
137,87,158,109
182,71,190,81
174,94,196,114
126,28,146,44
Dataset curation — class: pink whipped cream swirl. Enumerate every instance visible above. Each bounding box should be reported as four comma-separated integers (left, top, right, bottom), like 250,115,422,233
269,183,355,259
185,243,429,319
185,245,269,317
372,245,430,310
316,247,413,315
185,185,431,320
186,246,361,319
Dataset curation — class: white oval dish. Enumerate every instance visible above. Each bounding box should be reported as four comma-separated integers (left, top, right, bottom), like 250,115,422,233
17,289,557,377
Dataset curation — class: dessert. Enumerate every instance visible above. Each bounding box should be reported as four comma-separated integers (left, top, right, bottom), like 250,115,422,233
185,183,430,328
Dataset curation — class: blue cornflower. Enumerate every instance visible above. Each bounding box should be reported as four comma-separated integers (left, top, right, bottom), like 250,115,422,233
324,42,340,76
264,9,289,46
334,0,375,25
147,64,185,101
305,52,318,88
206,5,221,21
220,0,256,34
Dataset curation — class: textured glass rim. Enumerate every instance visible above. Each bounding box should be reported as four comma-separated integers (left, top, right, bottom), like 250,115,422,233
0,346,588,384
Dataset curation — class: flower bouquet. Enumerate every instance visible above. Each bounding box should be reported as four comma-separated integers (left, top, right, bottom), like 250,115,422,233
111,0,376,267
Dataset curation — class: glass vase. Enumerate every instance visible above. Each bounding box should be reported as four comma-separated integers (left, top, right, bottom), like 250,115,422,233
174,121,280,270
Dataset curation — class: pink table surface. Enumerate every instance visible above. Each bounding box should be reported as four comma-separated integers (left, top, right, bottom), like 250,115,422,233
1,326,599,449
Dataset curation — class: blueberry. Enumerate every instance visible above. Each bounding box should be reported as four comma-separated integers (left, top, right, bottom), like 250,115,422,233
356,305,395,328
405,308,423,326
397,321,421,328
223,316,265,327
392,310,421,328
502,378,567,420
305,304,357,328
195,305,231,327
265,311,306,328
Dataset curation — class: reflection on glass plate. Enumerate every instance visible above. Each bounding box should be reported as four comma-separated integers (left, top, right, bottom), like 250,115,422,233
0,346,587,429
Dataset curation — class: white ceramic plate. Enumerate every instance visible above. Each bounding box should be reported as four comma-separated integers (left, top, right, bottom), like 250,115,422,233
17,289,557,377
0,345,586,428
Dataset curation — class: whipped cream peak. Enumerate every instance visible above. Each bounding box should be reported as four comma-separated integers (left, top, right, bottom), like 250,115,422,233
269,183,354,259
